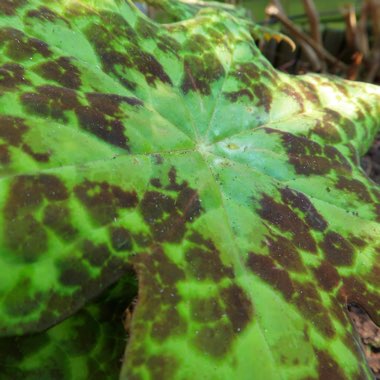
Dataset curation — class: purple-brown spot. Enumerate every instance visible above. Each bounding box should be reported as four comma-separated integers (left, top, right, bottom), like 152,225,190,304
182,34,224,95
0,115,28,145
273,130,351,176
266,234,305,272
4,214,47,262
21,85,80,121
0,63,30,89
259,194,317,252
4,174,68,219
34,57,81,89
280,187,327,231
0,28,51,61
253,83,272,113
43,204,77,241
335,176,372,203
220,284,253,332
185,245,234,282
312,262,340,291
298,80,320,104
86,16,171,89
312,119,341,144
21,143,50,162
57,257,92,287
281,84,305,111
315,350,346,380
27,6,69,24
74,180,137,225
320,231,354,266
0,0,26,15
151,308,186,342
190,297,224,322
82,240,111,267
342,277,379,323
140,173,202,242
293,282,335,337
110,226,133,251
3,278,42,317
193,321,234,357
146,355,179,380
247,253,294,300
132,248,187,343
0,145,10,164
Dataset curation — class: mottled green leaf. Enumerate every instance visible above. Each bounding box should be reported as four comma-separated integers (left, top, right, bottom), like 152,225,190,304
0,1,379,379
0,272,137,379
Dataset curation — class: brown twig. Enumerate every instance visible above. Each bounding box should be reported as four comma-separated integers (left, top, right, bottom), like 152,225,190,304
369,0,380,37
366,48,380,82
347,51,364,80
299,39,323,71
357,1,370,57
302,0,322,45
302,0,325,72
270,0,286,15
343,4,358,52
267,0,321,71
266,4,348,71
365,0,380,82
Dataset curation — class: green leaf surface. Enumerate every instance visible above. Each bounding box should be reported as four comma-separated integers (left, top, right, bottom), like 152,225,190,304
0,1,379,379
0,272,137,379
